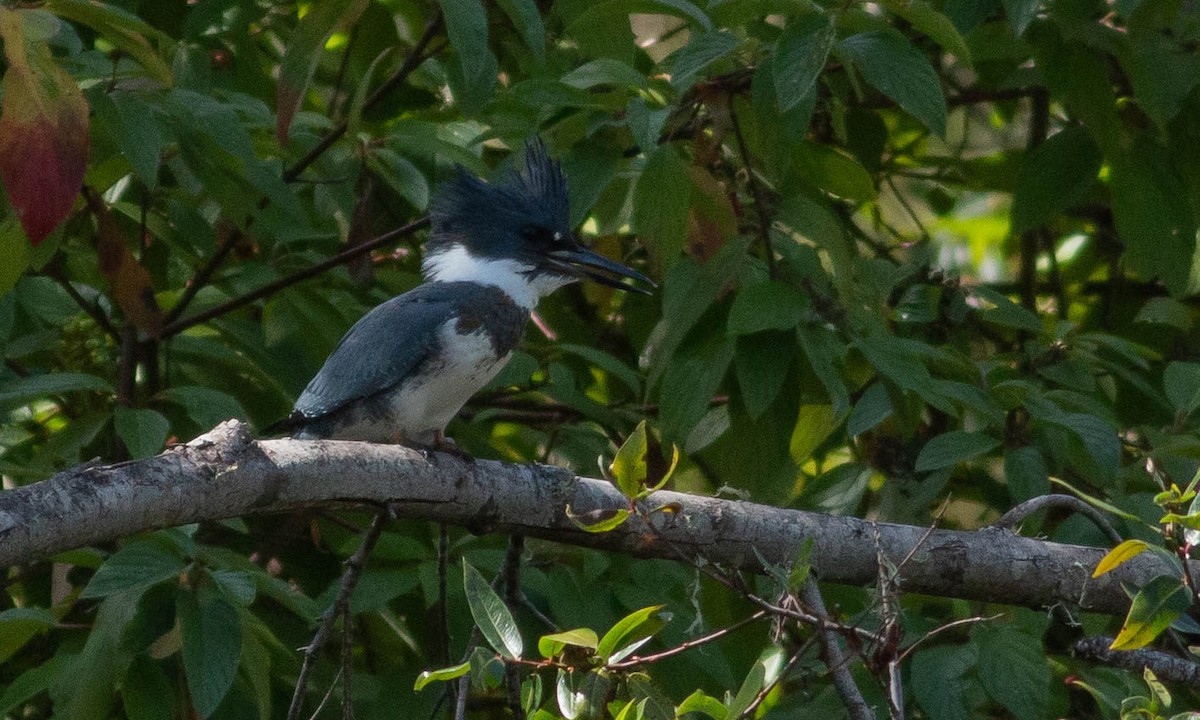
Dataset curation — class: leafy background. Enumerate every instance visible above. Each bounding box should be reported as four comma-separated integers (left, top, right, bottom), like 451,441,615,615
1,0,1200,718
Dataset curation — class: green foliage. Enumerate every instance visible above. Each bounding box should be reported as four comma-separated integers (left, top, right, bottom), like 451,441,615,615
3,0,1200,717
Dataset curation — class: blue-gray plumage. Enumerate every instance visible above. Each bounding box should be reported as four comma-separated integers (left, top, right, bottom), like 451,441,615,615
278,139,654,446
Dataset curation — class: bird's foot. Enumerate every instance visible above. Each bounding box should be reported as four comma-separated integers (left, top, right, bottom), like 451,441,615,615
418,433,475,462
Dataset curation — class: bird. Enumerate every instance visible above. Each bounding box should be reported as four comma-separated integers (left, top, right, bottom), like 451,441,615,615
275,139,654,447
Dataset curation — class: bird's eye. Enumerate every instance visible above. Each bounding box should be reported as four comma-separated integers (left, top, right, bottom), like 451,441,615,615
521,225,556,247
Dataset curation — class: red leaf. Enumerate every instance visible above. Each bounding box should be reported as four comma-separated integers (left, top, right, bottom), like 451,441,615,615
84,189,163,336
0,8,90,245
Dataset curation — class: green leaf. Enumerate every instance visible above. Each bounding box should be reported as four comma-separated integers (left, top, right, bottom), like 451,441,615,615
177,585,242,718
797,325,849,415
0,656,62,716
915,430,999,472
368,148,431,210
438,0,498,113
414,662,472,691
837,30,947,136
1001,0,1039,35
1135,297,1192,330
0,216,30,295
794,142,878,201
463,561,523,659
521,674,544,716
495,0,545,63
970,287,1042,332
724,659,766,720
975,622,1050,720
45,0,174,87
1004,446,1050,503
121,655,173,720
727,282,808,335
1093,539,1150,578
634,145,692,263
565,505,631,533
113,407,170,459
1011,126,1102,234
1111,576,1191,650
556,669,585,720
275,0,368,143
788,538,815,593
1109,145,1198,297
538,628,599,658
0,372,111,411
659,332,734,444
878,0,971,64
597,605,670,663
912,645,977,720
677,689,727,720
82,537,186,598
111,92,165,188
158,386,248,428
735,332,793,420
561,58,645,90
772,13,835,112
670,30,740,89
611,420,649,498
1164,362,1200,414
0,607,56,664
847,382,892,437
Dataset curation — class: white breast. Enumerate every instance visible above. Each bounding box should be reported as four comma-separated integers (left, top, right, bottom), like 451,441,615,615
383,320,511,445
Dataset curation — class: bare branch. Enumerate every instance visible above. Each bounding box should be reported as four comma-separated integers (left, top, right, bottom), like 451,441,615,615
800,577,873,720
1072,636,1200,689
0,420,1186,616
994,493,1123,546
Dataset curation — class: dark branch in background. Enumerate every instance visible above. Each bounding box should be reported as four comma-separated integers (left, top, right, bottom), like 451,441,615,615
163,229,241,325
995,493,1123,546
282,14,445,184
160,217,430,337
0,420,1189,618
47,268,120,342
286,509,390,720
727,96,777,280
800,577,873,720
1018,90,1049,311
1073,636,1200,689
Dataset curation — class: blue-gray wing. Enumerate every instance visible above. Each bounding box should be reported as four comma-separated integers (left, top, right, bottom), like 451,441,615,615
293,285,462,420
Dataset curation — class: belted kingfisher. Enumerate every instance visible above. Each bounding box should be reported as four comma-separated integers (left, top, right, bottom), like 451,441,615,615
277,140,653,446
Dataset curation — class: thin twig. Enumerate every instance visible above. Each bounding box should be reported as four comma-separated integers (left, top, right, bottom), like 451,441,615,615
163,229,240,325
283,14,444,184
736,640,810,719
438,523,451,666
342,603,355,720
287,509,391,720
994,493,1123,546
307,668,342,720
896,614,1003,663
47,270,119,341
160,217,429,337
727,95,776,279
503,535,525,717
608,610,769,669
800,577,873,720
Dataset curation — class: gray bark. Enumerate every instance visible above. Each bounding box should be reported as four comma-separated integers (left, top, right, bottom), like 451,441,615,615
0,420,1177,615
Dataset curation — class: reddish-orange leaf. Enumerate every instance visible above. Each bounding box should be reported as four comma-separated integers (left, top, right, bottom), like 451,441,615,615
84,189,164,336
0,8,90,245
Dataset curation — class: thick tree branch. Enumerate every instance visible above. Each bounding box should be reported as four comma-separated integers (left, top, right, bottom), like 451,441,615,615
0,421,1184,616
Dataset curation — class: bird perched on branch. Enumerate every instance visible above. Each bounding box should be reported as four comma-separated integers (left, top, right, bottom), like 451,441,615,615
275,139,653,447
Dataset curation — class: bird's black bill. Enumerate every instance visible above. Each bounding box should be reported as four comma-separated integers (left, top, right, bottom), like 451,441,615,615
549,246,656,295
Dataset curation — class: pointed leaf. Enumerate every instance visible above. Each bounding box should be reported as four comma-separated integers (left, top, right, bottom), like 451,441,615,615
611,421,649,498
1111,576,1191,650
178,585,242,718
772,14,834,112
0,8,89,244
565,505,631,533
463,561,523,659
1093,539,1150,578
837,30,947,136
539,628,599,658
276,0,369,143
88,192,164,335
915,431,1000,472
414,662,471,691
597,605,670,662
